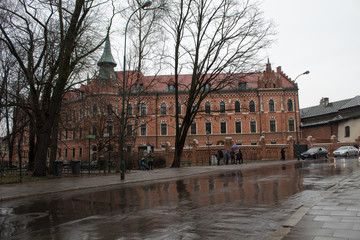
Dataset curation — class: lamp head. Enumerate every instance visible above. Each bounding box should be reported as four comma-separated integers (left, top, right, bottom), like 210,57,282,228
304,71,310,75
141,0,152,9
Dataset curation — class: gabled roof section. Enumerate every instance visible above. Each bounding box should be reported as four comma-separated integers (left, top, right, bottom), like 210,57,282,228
300,96,360,119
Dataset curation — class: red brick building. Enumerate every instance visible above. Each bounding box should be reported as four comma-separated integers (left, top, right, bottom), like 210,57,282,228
55,39,300,163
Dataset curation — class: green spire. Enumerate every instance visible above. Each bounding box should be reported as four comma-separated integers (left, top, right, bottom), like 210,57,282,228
98,36,117,67
97,36,117,84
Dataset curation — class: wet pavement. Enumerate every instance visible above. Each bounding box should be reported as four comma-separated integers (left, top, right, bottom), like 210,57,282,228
1,158,360,240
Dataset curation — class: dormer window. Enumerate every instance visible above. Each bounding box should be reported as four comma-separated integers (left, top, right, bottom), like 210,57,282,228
167,85,175,91
133,83,144,92
239,82,247,90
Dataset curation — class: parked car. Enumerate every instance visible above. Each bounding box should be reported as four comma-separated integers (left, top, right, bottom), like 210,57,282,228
333,146,359,157
301,147,329,159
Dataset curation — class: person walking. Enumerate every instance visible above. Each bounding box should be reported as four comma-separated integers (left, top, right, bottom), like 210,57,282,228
230,149,235,164
281,148,286,161
217,149,224,165
147,150,154,170
225,150,230,165
236,149,243,164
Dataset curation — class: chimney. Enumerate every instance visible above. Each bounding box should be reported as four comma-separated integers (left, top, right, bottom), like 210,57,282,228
276,66,281,73
320,97,329,106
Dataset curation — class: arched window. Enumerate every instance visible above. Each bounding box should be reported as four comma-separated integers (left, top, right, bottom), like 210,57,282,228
249,100,255,113
160,103,167,115
205,102,211,114
235,101,241,113
127,104,132,116
287,99,293,112
220,101,226,113
141,103,147,116
269,99,275,112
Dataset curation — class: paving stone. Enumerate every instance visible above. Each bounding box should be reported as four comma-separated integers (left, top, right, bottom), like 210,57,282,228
333,229,360,239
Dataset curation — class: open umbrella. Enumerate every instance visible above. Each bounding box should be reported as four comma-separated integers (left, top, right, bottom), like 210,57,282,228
231,145,240,149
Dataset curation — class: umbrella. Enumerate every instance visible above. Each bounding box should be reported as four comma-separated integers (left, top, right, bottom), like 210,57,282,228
231,145,239,149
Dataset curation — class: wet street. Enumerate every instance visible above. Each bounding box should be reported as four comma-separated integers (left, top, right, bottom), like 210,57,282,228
1,157,360,240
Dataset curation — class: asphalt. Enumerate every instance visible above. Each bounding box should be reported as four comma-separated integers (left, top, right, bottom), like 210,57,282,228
1,159,360,240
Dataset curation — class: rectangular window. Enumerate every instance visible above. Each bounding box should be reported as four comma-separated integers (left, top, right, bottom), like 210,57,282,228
161,123,167,135
65,148,68,158
72,148,75,158
250,121,256,133
205,122,212,134
221,122,227,134
270,119,276,132
65,129,68,140
79,128,82,139
289,119,295,132
72,111,76,122
72,130,76,139
127,124,133,136
345,126,350,138
235,121,242,133
191,122,197,135
140,123,146,136
79,147,82,158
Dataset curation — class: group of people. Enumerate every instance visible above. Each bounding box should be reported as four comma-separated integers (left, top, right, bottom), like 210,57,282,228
139,149,154,170
216,148,243,165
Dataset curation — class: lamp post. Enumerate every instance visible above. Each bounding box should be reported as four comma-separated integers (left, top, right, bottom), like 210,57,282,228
294,70,309,159
120,0,153,180
107,118,113,173
206,131,211,166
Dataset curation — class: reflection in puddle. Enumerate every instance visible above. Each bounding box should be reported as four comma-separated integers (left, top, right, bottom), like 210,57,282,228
1,159,360,239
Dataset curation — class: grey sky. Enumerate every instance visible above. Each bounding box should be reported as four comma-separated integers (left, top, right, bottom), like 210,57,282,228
261,0,360,108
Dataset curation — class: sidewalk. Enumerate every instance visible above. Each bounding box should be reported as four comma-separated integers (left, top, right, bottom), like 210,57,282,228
268,170,360,240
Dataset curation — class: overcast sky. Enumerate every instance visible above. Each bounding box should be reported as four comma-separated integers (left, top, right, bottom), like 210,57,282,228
261,0,360,108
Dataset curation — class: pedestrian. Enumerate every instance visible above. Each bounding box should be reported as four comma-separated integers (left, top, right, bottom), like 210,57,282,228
236,149,243,164
147,150,154,170
281,148,285,161
230,149,235,164
225,150,230,165
217,149,224,165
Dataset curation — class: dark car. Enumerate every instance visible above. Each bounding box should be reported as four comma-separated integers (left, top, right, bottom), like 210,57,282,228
301,147,329,159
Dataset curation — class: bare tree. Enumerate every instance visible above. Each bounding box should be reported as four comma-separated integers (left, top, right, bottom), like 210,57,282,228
0,0,116,176
163,0,274,167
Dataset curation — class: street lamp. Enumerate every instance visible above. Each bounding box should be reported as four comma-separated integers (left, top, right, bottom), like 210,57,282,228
206,131,211,166
107,118,113,173
120,1,153,180
294,70,309,158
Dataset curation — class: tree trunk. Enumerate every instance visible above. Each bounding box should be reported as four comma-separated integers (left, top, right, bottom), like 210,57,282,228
32,124,51,177
48,114,60,175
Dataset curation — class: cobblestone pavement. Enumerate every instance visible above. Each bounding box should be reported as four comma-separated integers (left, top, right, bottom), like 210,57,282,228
2,159,360,240
268,170,360,240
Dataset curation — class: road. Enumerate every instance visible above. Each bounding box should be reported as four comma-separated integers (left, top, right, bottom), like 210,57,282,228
1,157,359,239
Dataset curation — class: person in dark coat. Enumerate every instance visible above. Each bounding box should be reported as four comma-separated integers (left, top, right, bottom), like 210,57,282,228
236,149,243,164
281,148,286,161
230,149,235,164
225,150,230,165
217,149,224,165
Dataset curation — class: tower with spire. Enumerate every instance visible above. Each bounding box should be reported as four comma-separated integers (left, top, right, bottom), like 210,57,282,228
97,36,118,85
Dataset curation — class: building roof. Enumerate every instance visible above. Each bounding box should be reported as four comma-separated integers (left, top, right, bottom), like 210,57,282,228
300,96,360,127
301,96,360,119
